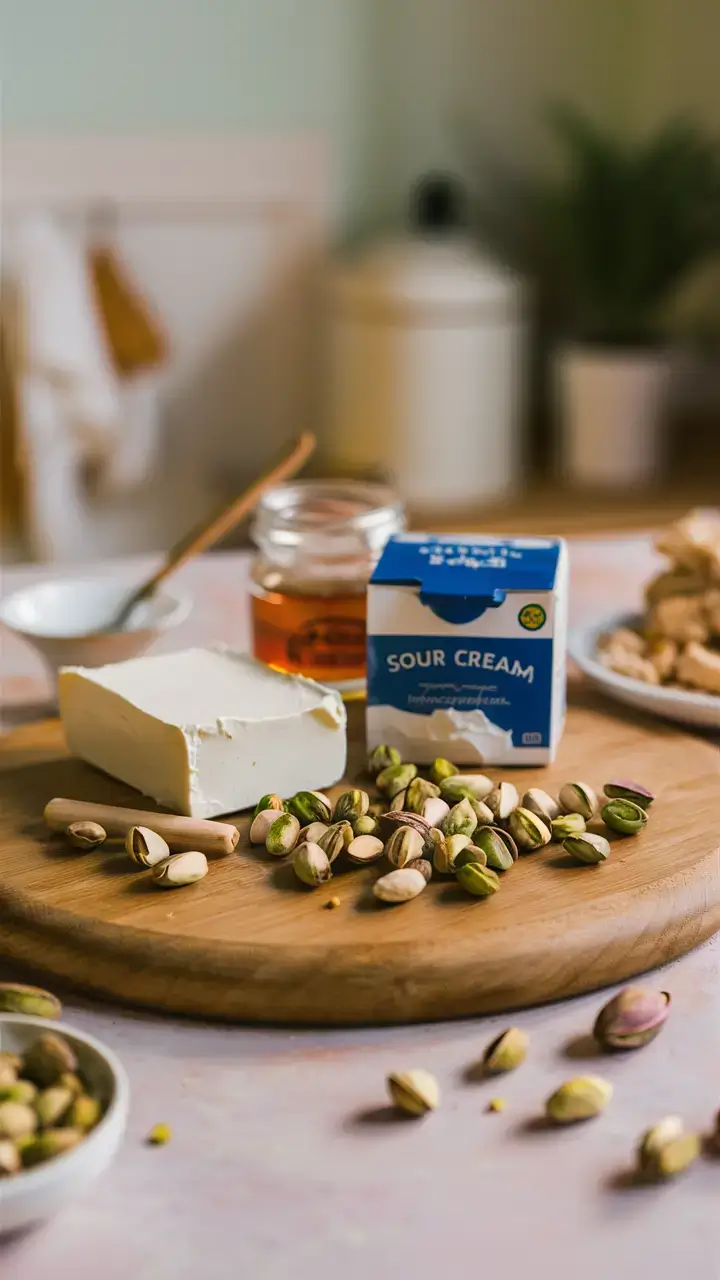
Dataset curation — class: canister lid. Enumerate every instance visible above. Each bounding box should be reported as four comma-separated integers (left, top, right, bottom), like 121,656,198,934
328,239,520,317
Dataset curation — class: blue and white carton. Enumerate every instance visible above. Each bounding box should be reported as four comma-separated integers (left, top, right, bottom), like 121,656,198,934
366,534,568,765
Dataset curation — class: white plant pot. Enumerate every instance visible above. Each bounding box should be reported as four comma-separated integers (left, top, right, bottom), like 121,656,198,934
556,346,671,488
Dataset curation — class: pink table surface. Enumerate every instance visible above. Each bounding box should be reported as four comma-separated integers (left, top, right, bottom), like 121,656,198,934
1,543,718,1279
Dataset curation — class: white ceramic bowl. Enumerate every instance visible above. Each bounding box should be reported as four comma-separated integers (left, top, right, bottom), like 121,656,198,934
570,610,720,730
0,578,191,683
0,1014,129,1235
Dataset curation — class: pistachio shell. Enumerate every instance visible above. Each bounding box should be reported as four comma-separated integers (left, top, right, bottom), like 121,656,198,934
67,820,106,850
483,1027,529,1074
486,781,519,821
251,793,284,821
373,868,427,904
0,1139,21,1176
265,812,301,856
593,987,670,1050
550,813,586,841
433,832,470,875
298,821,329,845
422,796,450,827
522,788,560,823
404,777,441,814
472,825,517,871
66,1094,102,1131
34,1085,73,1128
152,850,209,887
385,826,424,868
249,808,284,845
346,834,385,864
440,774,494,804
558,782,597,820
604,779,655,809
367,744,402,776
506,807,551,851
21,1128,83,1167
563,832,611,865
405,858,432,883
387,1069,439,1116
318,821,354,863
126,825,170,868
456,862,500,898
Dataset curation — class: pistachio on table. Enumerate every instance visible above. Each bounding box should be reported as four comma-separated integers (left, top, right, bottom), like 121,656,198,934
482,1027,529,1074
293,841,333,886
373,867,427,904
378,810,432,846
601,798,648,836
249,808,285,845
152,851,209,888
286,791,332,825
422,796,450,828
604,780,655,810
546,1076,613,1124
550,813,586,842
506,807,551,852
367,744,402,776
67,820,106,850
346,834,384,864
126,825,171,868
472,826,517,871
563,833,611,865
387,1069,439,1117
385,826,425,868
332,789,370,822
522,788,560,824
593,987,670,1050
376,762,418,798
251,793,285,821
432,832,470,875
486,781,519,822
442,798,478,839
352,814,379,837
406,858,432,883
453,843,488,871
21,1128,84,1167
429,757,457,786
298,821,329,845
456,862,500,898
0,983,62,1021
318,821,354,863
404,777,441,815
440,774,494,804
558,782,597,820
637,1116,700,1179
265,813,301,856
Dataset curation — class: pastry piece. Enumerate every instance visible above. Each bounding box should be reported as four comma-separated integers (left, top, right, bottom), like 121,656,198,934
675,642,720,695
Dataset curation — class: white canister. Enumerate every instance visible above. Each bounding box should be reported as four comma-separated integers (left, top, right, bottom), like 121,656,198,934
326,231,525,511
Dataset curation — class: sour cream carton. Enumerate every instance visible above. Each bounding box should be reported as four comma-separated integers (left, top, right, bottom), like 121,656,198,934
366,533,568,765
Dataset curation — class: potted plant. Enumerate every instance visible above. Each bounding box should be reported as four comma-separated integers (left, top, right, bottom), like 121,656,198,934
473,108,720,487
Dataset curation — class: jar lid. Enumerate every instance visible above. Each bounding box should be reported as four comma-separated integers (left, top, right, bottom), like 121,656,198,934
251,480,405,557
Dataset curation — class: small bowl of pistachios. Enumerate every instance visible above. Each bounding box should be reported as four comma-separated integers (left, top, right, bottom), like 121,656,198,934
0,1012,129,1236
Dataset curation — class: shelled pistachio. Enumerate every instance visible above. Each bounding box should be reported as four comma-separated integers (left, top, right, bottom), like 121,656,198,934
352,814,379,837
550,813,586,842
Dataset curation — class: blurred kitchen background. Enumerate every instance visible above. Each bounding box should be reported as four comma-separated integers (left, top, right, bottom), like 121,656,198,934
1,0,719,564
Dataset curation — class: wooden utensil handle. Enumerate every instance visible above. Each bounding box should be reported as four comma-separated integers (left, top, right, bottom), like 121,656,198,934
44,798,239,857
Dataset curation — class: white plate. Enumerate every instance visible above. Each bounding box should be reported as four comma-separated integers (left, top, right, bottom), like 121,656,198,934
570,611,720,731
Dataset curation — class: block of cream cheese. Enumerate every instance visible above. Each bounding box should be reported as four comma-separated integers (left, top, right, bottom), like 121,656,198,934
59,646,347,817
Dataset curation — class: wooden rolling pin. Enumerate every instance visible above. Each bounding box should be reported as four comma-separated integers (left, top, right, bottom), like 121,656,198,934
44,798,239,857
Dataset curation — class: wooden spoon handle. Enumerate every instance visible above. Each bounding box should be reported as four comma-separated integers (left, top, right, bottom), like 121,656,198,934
115,432,316,626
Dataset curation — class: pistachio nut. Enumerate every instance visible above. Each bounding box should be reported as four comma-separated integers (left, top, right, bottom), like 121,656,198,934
453,843,488,871
472,825,517,871
601,798,648,836
67,820,106,850
483,1027,529,1074
298,821,329,845
0,1101,37,1140
385,825,425,868
404,777,441,815
152,850,209,888
21,1128,83,1167
563,832,611,865
638,1117,700,1179
373,867,427,904
367,744,402,776
265,812,301,856
22,1033,77,1088
486,781,519,822
593,987,670,1050
0,1139,21,1176
433,832,471,875
440,773,494,804
0,1059,18,1092
318,821,354,863
406,858,433,883
0,1080,37,1105
546,1076,613,1124
332,789,370,823
389,789,407,811
429,757,457,786
506,807,551,852
376,762,418,798
147,1122,173,1146
604,779,655,810
249,808,284,845
442,798,478,840
0,1052,21,1075
346,834,385,865
522,788,560,823
251,793,285,821
0,982,62,1021
311,791,333,811
59,1072,84,1098
456,862,500,898
387,1069,439,1117
550,813,586,841
34,1085,73,1129
378,810,432,846
352,814,379,837
422,796,450,828
293,841,332,886
126,825,171,868
468,798,495,825
558,782,597,820
66,1094,102,1132
286,791,332,825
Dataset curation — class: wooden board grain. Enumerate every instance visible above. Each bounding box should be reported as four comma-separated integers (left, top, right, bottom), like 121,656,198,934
1,693,719,1025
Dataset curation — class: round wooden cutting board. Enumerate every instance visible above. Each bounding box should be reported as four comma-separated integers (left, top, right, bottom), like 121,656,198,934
1,693,719,1025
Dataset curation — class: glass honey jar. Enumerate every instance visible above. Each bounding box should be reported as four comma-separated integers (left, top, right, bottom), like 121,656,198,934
250,480,404,692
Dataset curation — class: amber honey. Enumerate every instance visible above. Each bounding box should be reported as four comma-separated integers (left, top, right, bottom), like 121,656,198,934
249,479,404,690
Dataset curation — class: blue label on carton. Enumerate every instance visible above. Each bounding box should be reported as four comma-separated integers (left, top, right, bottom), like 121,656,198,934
366,534,568,766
